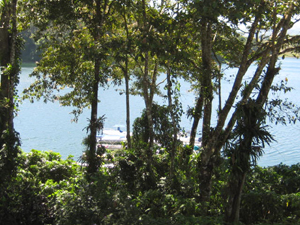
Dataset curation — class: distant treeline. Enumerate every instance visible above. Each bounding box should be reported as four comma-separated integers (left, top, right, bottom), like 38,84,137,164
20,26,41,63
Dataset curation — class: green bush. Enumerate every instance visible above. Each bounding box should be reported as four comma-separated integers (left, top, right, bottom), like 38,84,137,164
1,148,300,224
21,150,81,183
0,169,50,225
240,164,300,224
0,149,82,224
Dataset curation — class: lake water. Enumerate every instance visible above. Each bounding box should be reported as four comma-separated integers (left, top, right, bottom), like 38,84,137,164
14,57,300,167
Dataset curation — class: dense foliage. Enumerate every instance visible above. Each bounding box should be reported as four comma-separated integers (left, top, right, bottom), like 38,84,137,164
2,0,300,224
0,149,299,224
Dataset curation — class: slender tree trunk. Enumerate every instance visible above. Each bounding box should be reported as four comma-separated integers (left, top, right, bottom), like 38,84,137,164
122,7,131,149
0,0,20,181
189,92,203,150
143,51,154,150
225,10,293,220
8,0,17,133
125,59,131,148
226,103,257,224
200,20,213,147
255,1,293,106
166,65,177,179
196,12,262,205
140,50,156,188
0,8,11,143
87,59,100,174
0,0,18,146
86,0,107,174
225,10,293,215
197,19,213,204
141,0,155,152
226,171,247,224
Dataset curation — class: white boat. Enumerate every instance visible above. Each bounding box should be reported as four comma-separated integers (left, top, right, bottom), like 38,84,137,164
178,132,202,150
103,125,125,135
97,125,202,150
97,125,127,150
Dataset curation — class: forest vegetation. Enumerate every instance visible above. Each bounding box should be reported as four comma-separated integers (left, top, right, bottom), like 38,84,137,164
1,0,300,224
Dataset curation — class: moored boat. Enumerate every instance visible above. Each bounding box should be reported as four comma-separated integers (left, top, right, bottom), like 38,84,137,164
97,125,127,149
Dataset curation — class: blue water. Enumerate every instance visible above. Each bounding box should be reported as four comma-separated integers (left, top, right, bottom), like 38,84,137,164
14,57,300,167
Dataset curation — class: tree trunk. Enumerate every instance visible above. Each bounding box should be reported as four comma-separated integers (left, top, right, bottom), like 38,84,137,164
87,59,100,174
125,60,131,148
189,92,203,151
225,15,291,215
166,65,178,179
86,0,107,174
122,8,131,149
0,0,20,181
0,9,11,142
143,51,154,150
141,0,155,152
196,13,261,204
0,0,18,145
226,171,247,224
197,19,213,204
